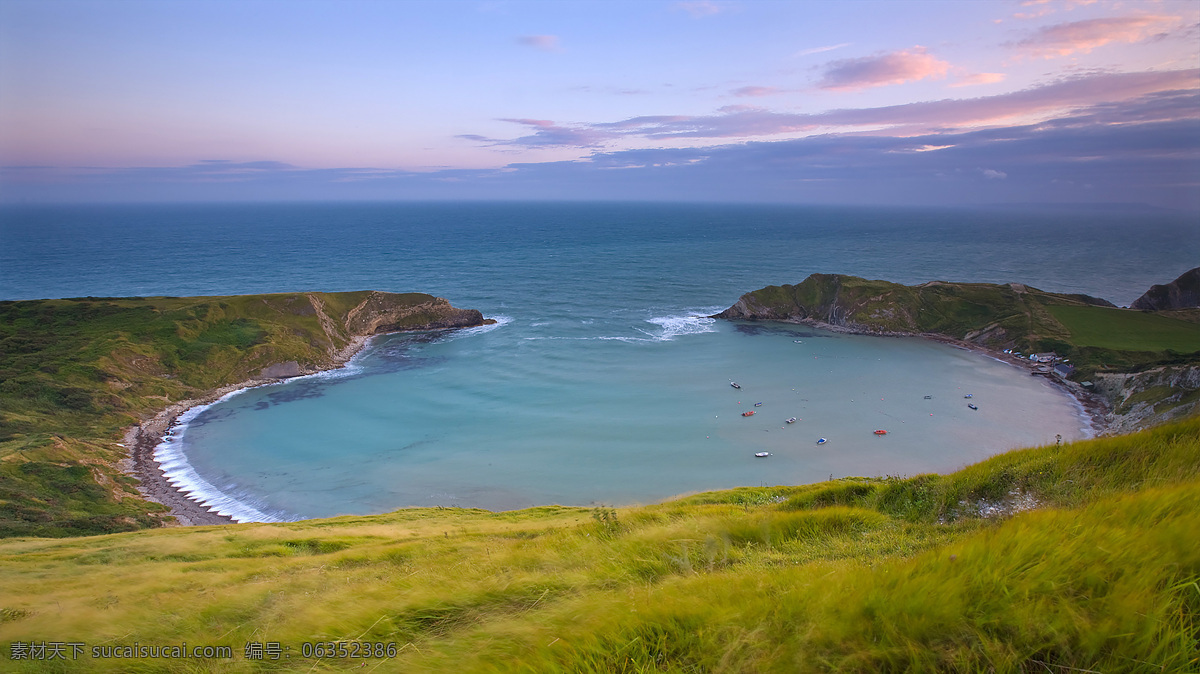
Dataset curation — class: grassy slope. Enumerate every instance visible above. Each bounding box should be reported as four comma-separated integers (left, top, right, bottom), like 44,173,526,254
0,416,1196,672
0,292,449,538
1045,304,1200,352
735,274,1200,379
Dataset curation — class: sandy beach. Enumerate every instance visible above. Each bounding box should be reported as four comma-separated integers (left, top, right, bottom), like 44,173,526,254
122,335,372,527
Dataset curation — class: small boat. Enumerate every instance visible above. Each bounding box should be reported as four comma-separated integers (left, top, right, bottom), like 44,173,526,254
968,403,978,410
754,402,763,407
964,394,973,399
754,452,770,458
923,395,932,399
730,382,741,389
874,429,888,435
786,417,797,424
742,411,755,417
817,438,827,445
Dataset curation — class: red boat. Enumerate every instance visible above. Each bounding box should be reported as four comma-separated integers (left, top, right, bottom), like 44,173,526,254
742,411,755,417
874,429,888,435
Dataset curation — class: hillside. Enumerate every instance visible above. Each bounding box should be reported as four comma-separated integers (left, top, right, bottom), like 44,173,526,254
0,415,1197,672
0,292,487,538
715,273,1200,429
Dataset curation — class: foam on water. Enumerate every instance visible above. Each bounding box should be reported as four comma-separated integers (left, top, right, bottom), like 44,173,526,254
155,389,290,523
644,310,723,341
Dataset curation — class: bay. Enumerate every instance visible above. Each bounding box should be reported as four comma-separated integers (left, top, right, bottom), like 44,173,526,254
3,202,1194,520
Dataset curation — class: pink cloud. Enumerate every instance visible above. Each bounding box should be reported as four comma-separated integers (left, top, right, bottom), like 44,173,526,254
818,47,951,91
950,72,1007,88
517,35,562,52
1015,15,1177,58
731,86,781,97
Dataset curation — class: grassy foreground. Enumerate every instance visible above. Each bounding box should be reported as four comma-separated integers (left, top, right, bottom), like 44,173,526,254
1,416,1197,672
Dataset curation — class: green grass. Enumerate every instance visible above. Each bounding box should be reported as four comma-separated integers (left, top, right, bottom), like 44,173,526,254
0,292,474,538
730,274,1200,379
0,415,1196,672
1046,304,1200,353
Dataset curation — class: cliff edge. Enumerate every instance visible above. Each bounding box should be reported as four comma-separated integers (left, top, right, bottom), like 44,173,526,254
1130,267,1200,311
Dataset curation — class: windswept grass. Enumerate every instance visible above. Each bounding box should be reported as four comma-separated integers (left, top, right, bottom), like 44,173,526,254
0,416,1196,672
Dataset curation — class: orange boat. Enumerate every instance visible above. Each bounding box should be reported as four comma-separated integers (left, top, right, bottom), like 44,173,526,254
742,411,755,417
873,429,888,435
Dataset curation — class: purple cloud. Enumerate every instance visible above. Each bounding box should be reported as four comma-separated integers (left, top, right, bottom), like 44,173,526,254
458,119,611,148
731,86,781,97
818,47,950,91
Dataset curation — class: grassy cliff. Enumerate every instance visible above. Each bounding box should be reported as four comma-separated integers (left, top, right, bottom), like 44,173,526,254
0,292,485,538
715,273,1200,380
0,416,1196,672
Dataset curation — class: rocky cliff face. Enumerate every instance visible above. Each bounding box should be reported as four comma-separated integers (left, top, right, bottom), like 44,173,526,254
257,291,488,379
1093,365,1200,435
1130,267,1200,311
345,292,486,335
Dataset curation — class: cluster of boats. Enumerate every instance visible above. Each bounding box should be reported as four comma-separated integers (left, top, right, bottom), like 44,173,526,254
733,381,984,458
733,381,899,457
732,381,986,458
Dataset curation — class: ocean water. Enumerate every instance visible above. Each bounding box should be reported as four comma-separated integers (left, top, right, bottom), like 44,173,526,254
2,202,1196,521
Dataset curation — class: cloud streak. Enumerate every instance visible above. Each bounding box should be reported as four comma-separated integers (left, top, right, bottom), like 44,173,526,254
468,69,1197,146
1014,15,1178,58
9,88,1195,211
818,47,950,91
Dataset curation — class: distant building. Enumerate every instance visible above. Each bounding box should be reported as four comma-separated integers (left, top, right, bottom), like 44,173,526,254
1053,363,1076,378
1030,352,1058,363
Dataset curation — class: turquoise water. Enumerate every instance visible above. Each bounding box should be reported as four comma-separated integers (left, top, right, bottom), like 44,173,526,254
2,202,1195,521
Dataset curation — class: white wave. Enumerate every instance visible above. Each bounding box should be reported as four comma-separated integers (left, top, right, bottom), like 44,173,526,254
522,311,719,343
645,313,719,341
154,389,294,523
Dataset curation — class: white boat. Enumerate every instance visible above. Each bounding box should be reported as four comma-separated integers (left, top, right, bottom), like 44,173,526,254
817,438,827,445
786,417,797,424
730,382,741,389
754,452,770,458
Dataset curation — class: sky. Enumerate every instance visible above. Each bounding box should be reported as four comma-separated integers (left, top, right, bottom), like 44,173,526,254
1,0,1198,209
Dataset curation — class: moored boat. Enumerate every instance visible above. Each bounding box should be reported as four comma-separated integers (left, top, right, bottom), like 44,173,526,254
874,429,888,435
742,410,755,417
754,452,769,458
786,417,797,424
817,438,827,444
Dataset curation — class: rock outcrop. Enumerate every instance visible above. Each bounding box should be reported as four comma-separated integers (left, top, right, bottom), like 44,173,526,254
345,292,486,335
1130,267,1200,311
1093,365,1200,434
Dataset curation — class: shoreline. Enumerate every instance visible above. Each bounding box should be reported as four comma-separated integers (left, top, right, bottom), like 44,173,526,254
124,316,1109,528
122,335,373,527
750,317,1111,437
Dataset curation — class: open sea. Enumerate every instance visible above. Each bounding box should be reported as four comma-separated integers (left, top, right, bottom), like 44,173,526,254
2,202,1197,521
